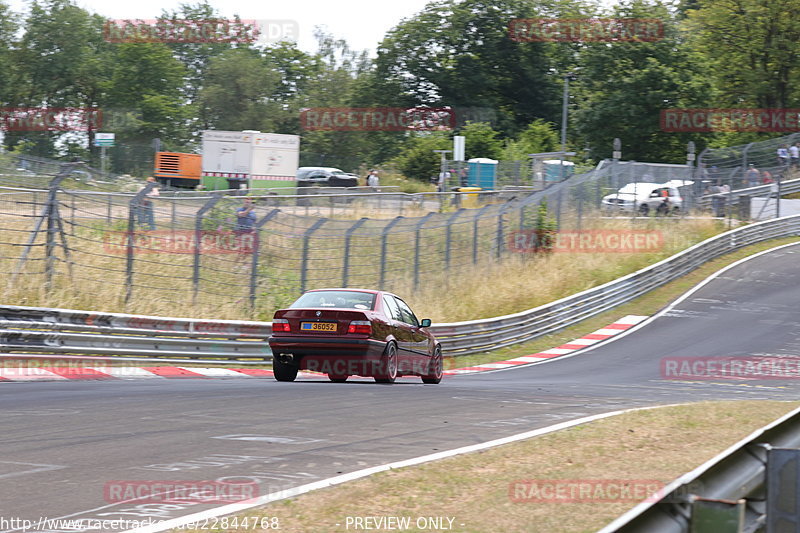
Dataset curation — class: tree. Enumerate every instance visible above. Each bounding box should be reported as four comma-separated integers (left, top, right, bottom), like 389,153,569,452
574,0,713,162
198,48,282,131
388,133,451,181
502,119,560,160
687,0,800,110
373,0,566,137
462,121,503,160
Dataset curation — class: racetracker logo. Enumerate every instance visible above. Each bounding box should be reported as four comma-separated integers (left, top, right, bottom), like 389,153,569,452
509,479,666,503
0,107,101,132
661,109,800,132
299,107,455,132
508,229,663,254
103,19,298,44
0,359,112,377
103,230,257,255
661,356,800,380
104,480,258,504
508,18,664,42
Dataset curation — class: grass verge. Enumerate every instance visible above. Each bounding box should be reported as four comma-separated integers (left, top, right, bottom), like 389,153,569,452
182,401,798,533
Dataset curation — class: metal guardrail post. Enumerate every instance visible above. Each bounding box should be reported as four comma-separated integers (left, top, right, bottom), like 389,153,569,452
192,193,222,304
379,216,404,290
766,448,800,532
445,209,463,269
249,209,280,308
413,213,436,289
342,218,368,288
300,218,327,293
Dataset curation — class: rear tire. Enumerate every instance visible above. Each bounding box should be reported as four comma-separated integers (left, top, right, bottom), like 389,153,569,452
422,345,443,384
374,342,398,384
328,374,349,383
273,358,298,382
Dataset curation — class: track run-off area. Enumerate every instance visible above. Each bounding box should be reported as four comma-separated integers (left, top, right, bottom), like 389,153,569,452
3,243,800,532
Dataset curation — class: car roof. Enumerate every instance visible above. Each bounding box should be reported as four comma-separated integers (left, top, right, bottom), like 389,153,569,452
306,288,382,295
297,167,344,172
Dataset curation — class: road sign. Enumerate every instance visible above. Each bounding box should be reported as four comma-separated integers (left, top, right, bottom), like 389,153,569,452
94,133,115,147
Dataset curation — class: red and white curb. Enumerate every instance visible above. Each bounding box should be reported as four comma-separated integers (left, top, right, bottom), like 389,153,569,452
0,315,649,382
443,315,649,375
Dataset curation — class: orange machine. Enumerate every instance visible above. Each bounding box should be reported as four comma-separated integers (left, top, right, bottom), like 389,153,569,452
154,152,201,188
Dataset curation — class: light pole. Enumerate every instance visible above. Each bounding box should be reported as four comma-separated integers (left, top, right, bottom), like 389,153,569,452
559,72,576,182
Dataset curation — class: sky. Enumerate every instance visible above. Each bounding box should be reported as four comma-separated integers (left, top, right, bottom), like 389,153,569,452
6,0,435,55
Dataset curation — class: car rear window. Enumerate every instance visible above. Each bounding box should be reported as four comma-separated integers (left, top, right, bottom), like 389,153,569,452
290,290,376,310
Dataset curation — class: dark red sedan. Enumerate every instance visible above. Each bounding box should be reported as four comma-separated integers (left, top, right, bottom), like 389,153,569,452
268,288,442,384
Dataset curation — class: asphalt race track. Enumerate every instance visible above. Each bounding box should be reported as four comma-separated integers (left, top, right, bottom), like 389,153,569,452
3,244,800,531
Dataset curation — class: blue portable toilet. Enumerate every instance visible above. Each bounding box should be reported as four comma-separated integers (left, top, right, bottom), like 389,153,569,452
467,158,498,189
543,159,575,182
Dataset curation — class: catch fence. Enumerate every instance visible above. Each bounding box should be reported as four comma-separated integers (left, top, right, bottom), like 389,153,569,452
0,158,768,317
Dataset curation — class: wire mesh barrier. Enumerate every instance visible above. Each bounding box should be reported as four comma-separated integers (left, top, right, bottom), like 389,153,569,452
2,215,799,360
0,156,792,321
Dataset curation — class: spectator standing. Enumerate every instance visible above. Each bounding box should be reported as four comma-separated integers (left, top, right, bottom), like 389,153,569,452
791,143,800,169
777,145,790,167
235,197,257,233
367,169,380,191
745,164,760,187
762,170,774,184
137,176,159,230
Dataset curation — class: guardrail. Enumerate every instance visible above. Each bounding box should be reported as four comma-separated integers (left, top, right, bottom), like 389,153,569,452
599,405,800,532
2,215,800,362
429,214,800,355
0,306,271,361
696,176,800,209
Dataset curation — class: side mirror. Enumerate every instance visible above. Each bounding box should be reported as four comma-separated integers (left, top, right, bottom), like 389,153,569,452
420,319,432,328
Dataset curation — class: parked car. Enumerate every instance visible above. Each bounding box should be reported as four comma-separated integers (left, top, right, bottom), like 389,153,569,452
601,180,692,215
296,167,360,188
268,288,442,384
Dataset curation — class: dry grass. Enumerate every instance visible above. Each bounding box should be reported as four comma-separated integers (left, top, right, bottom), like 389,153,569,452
404,216,723,322
0,212,727,322
187,401,797,533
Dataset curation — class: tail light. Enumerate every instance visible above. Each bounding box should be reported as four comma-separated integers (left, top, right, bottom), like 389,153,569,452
347,321,372,335
273,318,290,332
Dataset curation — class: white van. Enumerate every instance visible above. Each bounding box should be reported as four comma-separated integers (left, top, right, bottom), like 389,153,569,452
602,180,692,214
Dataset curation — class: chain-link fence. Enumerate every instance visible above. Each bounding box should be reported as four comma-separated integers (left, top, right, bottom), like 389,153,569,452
698,133,800,221
6,151,792,319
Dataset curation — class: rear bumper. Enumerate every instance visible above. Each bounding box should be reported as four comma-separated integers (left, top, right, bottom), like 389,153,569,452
268,336,388,376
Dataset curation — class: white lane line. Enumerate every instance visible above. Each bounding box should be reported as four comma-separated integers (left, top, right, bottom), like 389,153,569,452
121,404,685,533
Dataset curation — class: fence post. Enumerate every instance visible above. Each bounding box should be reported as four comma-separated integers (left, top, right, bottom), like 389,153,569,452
342,217,368,287
171,199,177,232
125,181,156,304
473,204,492,265
300,218,327,293
191,193,222,304
496,204,512,259
249,209,280,309
742,142,754,186
106,194,112,224
445,209,463,269
379,216,404,290
413,212,436,290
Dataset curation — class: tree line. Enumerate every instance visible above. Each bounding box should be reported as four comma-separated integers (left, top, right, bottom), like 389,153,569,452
0,0,798,179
